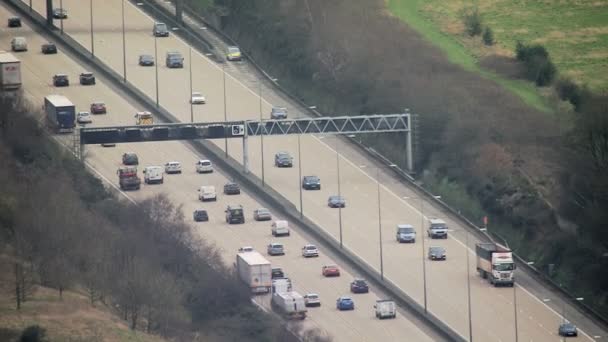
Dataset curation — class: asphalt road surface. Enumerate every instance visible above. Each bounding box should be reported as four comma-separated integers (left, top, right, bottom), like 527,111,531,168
9,0,608,341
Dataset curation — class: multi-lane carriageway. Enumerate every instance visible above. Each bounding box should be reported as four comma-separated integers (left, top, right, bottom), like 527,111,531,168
6,0,607,340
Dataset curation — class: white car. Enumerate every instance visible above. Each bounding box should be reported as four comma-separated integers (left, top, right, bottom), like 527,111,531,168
11,37,27,52
198,185,217,201
304,293,321,307
164,161,182,174
76,111,92,124
196,159,213,173
271,220,290,237
302,244,319,257
238,246,254,253
190,92,206,104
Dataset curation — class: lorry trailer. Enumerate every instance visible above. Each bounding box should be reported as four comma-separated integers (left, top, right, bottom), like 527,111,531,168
44,95,75,133
236,251,272,293
0,52,21,90
476,242,515,287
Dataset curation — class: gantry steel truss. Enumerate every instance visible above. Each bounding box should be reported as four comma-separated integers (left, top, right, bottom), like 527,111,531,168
78,113,413,172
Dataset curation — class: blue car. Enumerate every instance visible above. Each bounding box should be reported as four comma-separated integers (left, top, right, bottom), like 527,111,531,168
336,296,355,310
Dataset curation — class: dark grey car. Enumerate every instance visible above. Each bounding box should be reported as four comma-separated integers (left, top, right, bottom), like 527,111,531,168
274,151,293,167
165,51,183,68
428,246,446,260
558,323,578,337
224,182,241,195
302,176,321,190
41,43,57,54
138,54,154,66
328,195,346,208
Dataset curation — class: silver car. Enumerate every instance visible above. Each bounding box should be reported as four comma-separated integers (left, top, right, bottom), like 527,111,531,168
267,242,285,256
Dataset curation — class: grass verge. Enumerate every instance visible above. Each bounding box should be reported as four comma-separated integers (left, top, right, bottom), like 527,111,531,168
387,0,552,112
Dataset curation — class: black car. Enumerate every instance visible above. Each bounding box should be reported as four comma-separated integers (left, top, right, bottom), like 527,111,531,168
122,152,139,165
225,205,245,224
52,74,69,87
8,16,21,27
138,54,154,66
41,43,57,54
302,176,321,190
193,209,209,222
558,323,578,337
165,51,184,68
79,72,96,85
350,279,370,294
52,8,68,19
224,182,241,195
274,151,293,167
271,267,284,279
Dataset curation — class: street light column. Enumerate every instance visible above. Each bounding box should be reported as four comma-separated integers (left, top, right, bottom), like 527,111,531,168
223,63,228,158
154,35,159,107
421,199,428,313
189,45,193,123
337,148,343,248
259,81,265,186
297,134,303,218
466,229,473,342
513,284,519,342
90,0,94,57
377,167,384,280
121,0,126,82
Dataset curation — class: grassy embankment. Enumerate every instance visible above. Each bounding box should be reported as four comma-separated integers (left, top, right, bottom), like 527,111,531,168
387,0,608,110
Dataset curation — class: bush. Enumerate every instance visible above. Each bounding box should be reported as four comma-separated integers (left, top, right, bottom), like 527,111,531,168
19,325,48,342
514,41,556,86
482,27,494,45
464,9,483,36
554,77,590,111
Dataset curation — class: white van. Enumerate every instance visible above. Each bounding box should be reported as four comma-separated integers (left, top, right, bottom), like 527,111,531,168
374,300,396,319
196,159,213,173
11,37,27,52
198,185,217,201
271,220,290,237
165,161,182,174
143,166,163,184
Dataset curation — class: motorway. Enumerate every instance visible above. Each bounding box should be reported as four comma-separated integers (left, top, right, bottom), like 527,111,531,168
0,3,443,341
9,0,608,341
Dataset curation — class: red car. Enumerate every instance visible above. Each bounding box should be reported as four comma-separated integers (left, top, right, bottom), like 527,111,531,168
322,265,340,277
90,101,106,114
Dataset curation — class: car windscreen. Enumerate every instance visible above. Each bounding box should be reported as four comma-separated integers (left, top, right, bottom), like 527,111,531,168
156,23,167,31
431,223,447,229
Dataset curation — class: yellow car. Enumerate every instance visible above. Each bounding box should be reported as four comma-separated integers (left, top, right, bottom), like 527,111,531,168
226,46,242,61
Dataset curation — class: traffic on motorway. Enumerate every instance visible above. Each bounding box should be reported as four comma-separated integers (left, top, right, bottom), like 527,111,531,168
0,5,440,341
5,0,603,340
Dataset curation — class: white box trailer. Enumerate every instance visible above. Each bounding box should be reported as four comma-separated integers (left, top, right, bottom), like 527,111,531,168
236,251,272,293
0,52,21,90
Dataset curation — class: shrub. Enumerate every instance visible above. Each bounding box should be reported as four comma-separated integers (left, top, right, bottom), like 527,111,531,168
464,9,483,36
19,325,48,342
554,77,590,111
514,41,556,86
482,27,494,46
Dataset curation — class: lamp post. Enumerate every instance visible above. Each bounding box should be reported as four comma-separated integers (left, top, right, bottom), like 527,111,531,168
90,0,94,57
59,0,64,35
121,0,126,82
189,44,193,123
403,195,440,314
154,34,159,107
336,147,343,248
297,134,303,218
223,63,228,158
258,78,277,186
466,228,475,342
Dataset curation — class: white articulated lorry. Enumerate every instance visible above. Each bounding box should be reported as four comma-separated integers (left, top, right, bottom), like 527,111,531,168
476,242,516,287
271,278,307,320
236,251,272,294
0,52,21,90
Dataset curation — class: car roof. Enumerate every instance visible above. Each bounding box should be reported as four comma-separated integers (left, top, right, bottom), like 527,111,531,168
54,73,68,77
324,264,338,268
430,218,446,224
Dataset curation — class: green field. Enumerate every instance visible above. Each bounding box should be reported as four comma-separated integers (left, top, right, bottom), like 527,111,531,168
387,0,608,106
